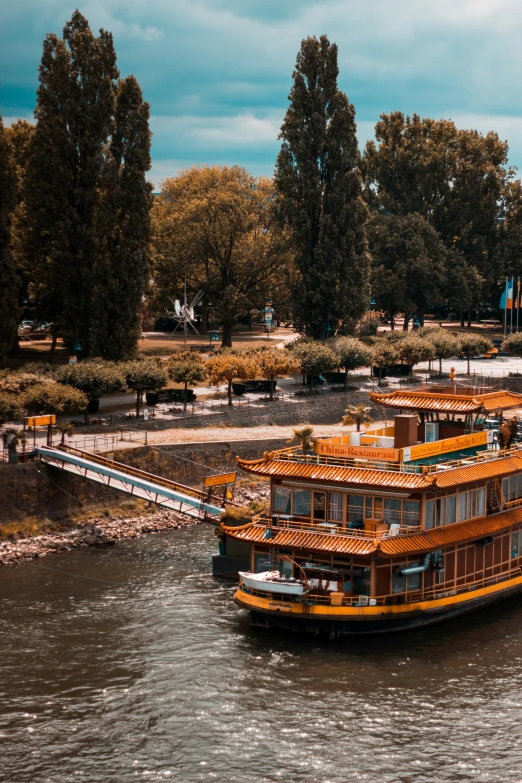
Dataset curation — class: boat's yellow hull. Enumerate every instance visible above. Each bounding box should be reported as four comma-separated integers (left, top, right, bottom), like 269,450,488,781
234,574,522,635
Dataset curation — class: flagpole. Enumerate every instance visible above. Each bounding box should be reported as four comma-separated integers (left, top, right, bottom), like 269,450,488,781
504,278,508,338
511,276,515,334
517,276,520,332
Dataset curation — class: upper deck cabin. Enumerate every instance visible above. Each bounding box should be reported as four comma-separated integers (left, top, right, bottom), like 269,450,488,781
234,386,522,539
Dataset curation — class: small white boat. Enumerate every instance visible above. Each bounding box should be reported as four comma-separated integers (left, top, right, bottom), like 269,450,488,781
238,570,306,596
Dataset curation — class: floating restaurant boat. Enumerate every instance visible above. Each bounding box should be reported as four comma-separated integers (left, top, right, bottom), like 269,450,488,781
214,385,522,635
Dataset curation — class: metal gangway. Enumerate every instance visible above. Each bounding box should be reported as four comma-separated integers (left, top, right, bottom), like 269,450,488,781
35,445,224,521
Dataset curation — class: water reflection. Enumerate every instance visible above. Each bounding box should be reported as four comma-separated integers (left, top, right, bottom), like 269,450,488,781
1,525,521,782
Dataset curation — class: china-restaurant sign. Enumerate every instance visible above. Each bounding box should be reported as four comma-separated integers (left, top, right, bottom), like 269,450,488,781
314,441,400,461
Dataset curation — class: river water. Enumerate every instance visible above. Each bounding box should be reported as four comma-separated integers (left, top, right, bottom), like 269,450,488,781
2,525,522,783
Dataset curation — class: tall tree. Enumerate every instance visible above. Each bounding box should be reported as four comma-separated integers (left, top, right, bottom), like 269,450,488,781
275,35,370,338
363,112,512,317
25,11,151,359
153,167,292,347
0,117,20,357
6,120,35,351
369,213,447,329
94,76,152,359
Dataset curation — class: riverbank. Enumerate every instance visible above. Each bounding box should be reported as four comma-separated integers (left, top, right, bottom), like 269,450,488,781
0,482,269,566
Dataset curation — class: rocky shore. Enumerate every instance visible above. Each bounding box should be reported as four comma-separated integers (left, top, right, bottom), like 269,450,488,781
0,482,269,566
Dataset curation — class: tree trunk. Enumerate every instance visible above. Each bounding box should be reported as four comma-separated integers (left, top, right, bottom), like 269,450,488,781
222,320,233,348
200,303,208,335
402,314,410,331
227,379,233,407
269,375,274,401
439,357,443,374
390,314,395,331
467,356,471,375
467,308,472,328
460,310,465,328
418,312,425,327
136,389,142,416
356,420,361,432
49,331,58,356
184,380,188,412
344,368,349,389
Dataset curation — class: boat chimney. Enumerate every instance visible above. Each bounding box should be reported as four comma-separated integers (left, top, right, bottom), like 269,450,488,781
394,414,418,449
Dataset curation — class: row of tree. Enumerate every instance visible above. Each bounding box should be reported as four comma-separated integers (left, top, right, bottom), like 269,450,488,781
2,325,508,426
2,19,521,359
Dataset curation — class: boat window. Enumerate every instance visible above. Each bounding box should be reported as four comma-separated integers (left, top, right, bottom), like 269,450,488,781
444,495,456,525
254,552,271,572
425,500,435,529
280,559,292,577
502,474,522,504
347,495,364,523
273,486,291,514
313,493,326,520
403,500,421,527
476,488,485,516
293,489,311,516
328,493,343,522
392,567,406,594
458,492,467,521
407,562,421,591
384,498,401,526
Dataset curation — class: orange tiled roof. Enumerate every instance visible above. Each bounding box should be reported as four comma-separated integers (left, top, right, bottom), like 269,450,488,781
478,391,522,412
228,524,377,555
379,506,522,554
433,455,522,487
224,507,522,557
236,457,433,490
370,389,522,414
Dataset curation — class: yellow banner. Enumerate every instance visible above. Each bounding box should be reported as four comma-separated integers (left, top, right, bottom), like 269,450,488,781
402,431,489,462
315,441,400,461
204,472,237,488
26,415,56,427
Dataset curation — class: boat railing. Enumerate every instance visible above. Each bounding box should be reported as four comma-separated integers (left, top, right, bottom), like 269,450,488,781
251,514,422,540
267,442,522,475
239,566,522,607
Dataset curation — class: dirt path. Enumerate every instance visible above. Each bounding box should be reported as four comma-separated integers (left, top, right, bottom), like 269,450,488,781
146,421,373,445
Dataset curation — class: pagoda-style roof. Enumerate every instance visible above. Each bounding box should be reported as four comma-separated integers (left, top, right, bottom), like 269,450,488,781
369,389,522,414
236,450,522,490
223,505,522,556
235,455,432,490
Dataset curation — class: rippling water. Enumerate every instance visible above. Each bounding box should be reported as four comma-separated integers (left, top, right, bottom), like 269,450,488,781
1,525,522,782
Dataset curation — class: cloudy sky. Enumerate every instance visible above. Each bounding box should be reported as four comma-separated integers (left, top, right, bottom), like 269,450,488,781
2,0,522,188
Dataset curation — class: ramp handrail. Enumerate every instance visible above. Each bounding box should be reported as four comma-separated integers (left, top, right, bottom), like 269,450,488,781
58,444,207,501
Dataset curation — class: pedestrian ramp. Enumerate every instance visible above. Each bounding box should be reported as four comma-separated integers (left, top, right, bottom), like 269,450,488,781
35,445,224,521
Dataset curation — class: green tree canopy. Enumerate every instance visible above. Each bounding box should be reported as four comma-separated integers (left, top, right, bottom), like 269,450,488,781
0,117,20,356
289,340,338,389
426,329,462,373
23,382,88,416
275,35,370,338
124,359,168,416
55,360,127,401
167,351,207,410
333,337,373,386
369,213,448,329
501,332,522,357
0,392,23,425
458,334,494,374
